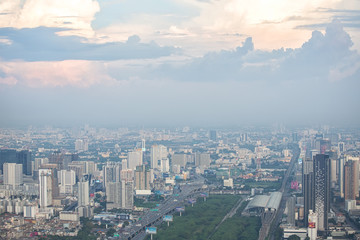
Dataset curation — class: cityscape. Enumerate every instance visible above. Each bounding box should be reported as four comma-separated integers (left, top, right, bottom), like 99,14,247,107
0,126,359,239
1,0,360,240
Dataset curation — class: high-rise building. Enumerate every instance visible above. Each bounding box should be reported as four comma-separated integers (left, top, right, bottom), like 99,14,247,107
39,169,52,208
150,145,168,171
172,154,188,168
127,150,143,170
16,150,31,175
195,153,211,168
106,180,134,210
135,165,152,190
313,154,330,232
59,170,76,195
344,157,359,200
75,139,89,152
338,142,345,155
0,149,16,173
78,175,90,206
303,157,314,226
3,163,23,186
209,130,217,141
103,162,121,188
286,196,296,226
307,210,318,240
0,149,31,175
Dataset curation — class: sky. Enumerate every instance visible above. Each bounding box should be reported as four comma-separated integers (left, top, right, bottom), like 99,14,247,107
0,0,360,128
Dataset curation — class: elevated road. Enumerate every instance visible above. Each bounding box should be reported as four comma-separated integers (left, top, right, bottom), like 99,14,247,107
120,178,205,240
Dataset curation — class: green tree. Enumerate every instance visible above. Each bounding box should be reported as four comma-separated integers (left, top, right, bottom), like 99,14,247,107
106,228,116,237
288,235,300,240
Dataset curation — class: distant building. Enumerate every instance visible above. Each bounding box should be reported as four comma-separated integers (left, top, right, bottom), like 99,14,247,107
78,175,90,207
0,149,31,175
150,145,168,172
59,170,76,195
106,180,133,210
209,130,217,141
75,139,88,152
3,163,23,186
344,157,359,200
135,165,152,190
127,150,143,170
39,169,52,208
286,196,296,227
195,153,211,168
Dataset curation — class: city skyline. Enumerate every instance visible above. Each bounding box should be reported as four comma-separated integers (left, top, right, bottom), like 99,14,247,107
0,1,360,127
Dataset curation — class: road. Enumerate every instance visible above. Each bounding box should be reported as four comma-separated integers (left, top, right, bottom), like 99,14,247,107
119,177,205,240
258,144,300,240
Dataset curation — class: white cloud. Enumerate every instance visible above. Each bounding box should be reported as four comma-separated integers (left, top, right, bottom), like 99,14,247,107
0,0,100,37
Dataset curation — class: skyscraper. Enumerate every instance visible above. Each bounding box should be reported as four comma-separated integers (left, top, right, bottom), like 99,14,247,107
127,150,143,170
106,180,134,210
3,163,23,186
344,157,359,200
39,169,52,208
59,170,76,195
78,175,90,206
303,157,314,226
0,149,31,175
135,165,152,190
209,130,217,141
313,154,330,232
150,145,168,171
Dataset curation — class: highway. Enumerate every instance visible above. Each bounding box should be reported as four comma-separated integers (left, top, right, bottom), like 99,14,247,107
119,177,205,240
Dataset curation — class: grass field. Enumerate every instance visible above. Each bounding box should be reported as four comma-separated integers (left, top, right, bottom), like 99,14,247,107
145,195,260,240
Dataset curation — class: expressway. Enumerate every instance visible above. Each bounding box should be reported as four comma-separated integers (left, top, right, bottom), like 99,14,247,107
119,177,205,240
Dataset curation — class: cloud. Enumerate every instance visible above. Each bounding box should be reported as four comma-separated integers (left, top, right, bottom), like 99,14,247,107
0,0,100,37
0,60,116,87
155,20,359,84
0,27,179,61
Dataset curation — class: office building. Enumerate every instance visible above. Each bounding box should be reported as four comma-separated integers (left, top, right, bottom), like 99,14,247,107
39,169,52,208
127,150,143,170
307,210,318,240
286,196,296,226
106,180,134,210
313,154,330,232
135,165,152,190
150,145,169,172
172,154,188,168
3,163,23,186
0,149,31,175
195,153,211,168
59,170,76,195
344,157,359,200
78,175,90,206
209,130,217,141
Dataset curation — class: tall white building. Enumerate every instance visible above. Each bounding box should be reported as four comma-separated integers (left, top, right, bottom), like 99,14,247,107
307,210,318,240
39,169,52,208
59,170,76,195
4,163,23,186
78,177,89,207
127,150,143,170
150,145,168,172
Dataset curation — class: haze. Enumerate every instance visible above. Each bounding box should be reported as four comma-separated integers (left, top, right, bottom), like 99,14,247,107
0,0,359,127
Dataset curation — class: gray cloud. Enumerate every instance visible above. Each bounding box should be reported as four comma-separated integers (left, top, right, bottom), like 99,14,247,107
0,27,179,61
